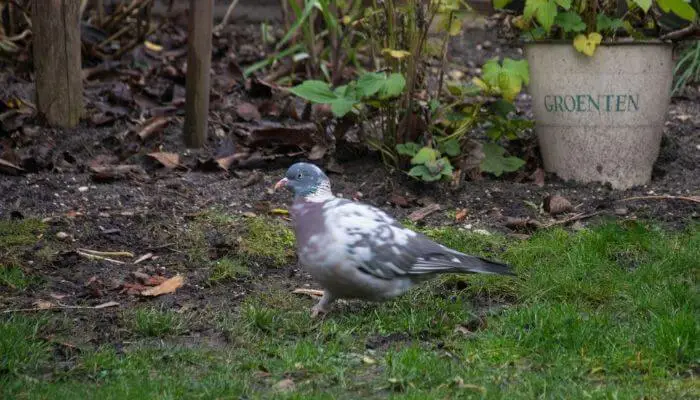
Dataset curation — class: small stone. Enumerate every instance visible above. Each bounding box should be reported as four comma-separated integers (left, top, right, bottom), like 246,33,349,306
78,186,88,192
55,232,71,241
614,207,628,216
482,40,492,49
476,44,483,51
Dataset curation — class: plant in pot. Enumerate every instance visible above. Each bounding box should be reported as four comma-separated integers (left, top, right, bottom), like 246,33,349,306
491,0,699,189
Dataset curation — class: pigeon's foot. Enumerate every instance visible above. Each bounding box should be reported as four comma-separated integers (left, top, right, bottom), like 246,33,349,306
310,291,335,318
310,304,328,318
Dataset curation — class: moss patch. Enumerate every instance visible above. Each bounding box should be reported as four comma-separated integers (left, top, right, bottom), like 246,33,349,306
239,216,295,267
0,218,46,247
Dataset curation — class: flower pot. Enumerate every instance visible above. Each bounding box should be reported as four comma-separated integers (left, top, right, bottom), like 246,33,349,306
524,42,674,189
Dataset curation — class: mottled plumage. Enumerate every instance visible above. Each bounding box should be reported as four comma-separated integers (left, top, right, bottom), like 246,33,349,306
275,162,514,316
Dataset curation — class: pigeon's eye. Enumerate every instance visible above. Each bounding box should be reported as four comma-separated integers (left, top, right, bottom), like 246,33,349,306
297,173,303,179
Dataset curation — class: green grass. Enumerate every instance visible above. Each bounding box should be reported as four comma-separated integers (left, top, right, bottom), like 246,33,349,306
128,307,190,338
1,221,698,399
209,257,252,283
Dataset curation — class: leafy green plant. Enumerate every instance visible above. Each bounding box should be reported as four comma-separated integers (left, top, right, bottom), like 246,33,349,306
673,39,700,95
395,142,456,182
495,0,699,56
289,71,406,117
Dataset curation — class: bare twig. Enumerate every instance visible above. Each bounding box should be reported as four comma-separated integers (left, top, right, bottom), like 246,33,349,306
214,0,241,33
621,195,700,204
292,288,325,297
2,301,120,314
76,250,126,264
660,24,700,41
543,211,602,228
78,248,135,257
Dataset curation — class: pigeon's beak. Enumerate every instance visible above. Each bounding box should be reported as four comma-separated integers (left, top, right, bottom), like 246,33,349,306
274,177,289,191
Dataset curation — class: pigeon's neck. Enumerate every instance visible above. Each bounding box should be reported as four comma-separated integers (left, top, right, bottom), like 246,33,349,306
298,180,333,202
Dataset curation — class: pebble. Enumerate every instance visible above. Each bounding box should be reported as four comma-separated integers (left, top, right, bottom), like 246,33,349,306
55,232,71,241
78,186,88,192
614,207,628,216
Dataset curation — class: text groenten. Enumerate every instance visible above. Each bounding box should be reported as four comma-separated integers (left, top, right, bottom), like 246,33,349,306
544,94,640,113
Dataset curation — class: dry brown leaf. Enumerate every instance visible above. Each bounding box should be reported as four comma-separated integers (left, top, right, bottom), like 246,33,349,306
543,195,573,215
389,194,410,207
236,102,262,121
0,157,24,174
147,152,180,169
455,208,468,222
137,116,171,140
140,275,184,297
33,300,56,309
532,168,545,187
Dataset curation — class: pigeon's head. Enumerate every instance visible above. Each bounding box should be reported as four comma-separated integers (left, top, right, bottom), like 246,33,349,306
275,162,331,199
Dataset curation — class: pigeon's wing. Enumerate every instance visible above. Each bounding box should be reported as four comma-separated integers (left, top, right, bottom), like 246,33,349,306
322,199,513,280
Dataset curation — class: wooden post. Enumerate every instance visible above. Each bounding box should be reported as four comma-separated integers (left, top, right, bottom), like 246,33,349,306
32,0,84,128
183,0,214,148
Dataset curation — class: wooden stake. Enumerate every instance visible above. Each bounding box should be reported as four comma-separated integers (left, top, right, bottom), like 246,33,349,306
32,0,84,128
183,0,214,148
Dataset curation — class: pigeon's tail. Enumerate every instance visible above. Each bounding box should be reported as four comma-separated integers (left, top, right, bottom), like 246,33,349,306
459,255,515,276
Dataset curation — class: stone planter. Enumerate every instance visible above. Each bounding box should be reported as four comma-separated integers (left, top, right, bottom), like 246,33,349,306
524,42,674,189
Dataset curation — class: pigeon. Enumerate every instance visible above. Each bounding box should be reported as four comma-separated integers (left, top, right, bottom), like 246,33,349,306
275,162,515,317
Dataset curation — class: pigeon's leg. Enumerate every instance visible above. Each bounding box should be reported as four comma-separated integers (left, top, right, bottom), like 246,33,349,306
311,291,335,318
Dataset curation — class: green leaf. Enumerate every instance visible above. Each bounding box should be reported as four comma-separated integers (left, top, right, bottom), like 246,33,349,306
493,0,514,9
408,165,430,178
596,14,624,33
631,0,652,13
428,99,440,113
555,11,586,32
439,157,454,177
657,0,697,21
490,99,517,117
480,143,526,176
502,58,530,85
396,142,421,157
523,0,541,21
461,83,483,96
554,0,571,9
522,27,547,40
410,147,439,165
498,70,523,102
289,80,337,103
330,98,357,117
482,58,502,88
380,73,406,98
438,138,461,157
356,72,386,98
535,0,558,33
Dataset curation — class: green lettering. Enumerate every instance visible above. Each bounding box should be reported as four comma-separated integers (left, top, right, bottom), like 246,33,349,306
628,95,639,111
605,95,614,112
563,96,575,112
544,95,554,112
616,95,626,112
588,95,600,111
554,95,564,112
576,95,586,112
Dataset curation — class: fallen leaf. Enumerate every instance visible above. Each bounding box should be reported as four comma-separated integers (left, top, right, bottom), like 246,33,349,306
455,208,468,222
140,275,184,297
145,275,168,286
543,195,573,215
273,378,296,392
89,164,148,182
144,40,163,52
121,282,149,295
389,194,410,207
307,144,327,160
134,253,153,264
236,102,262,121
531,168,545,187
0,157,24,175
33,300,55,310
408,203,441,222
136,116,171,141
362,356,377,365
147,152,180,169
